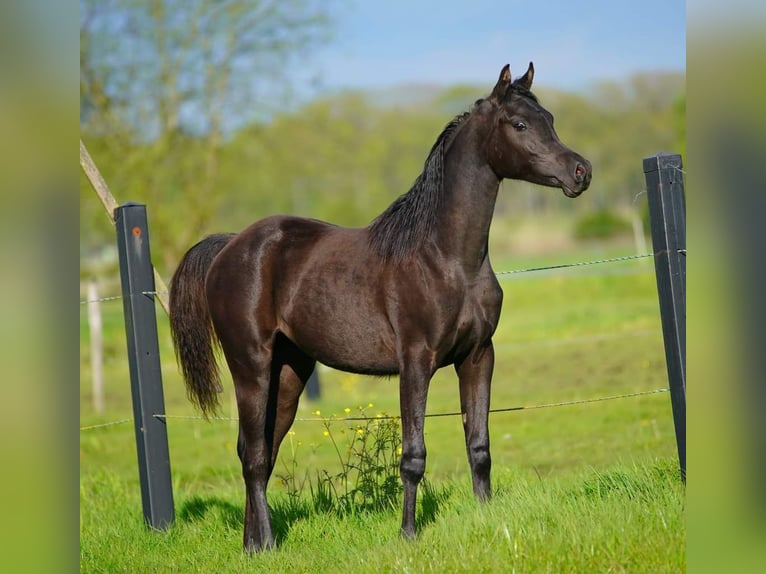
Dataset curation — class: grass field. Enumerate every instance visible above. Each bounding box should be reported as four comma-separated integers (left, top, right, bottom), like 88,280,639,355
80,242,685,572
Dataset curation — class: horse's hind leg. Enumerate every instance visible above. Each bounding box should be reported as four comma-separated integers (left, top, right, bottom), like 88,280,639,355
233,334,314,552
455,343,495,501
231,343,277,553
268,335,316,469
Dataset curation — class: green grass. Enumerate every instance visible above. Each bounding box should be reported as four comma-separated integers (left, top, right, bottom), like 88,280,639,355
80,461,684,573
80,250,684,571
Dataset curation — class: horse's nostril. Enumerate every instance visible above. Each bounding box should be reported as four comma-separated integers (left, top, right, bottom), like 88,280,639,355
574,163,586,183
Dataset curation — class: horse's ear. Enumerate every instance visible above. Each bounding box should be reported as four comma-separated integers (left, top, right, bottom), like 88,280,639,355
515,61,534,91
490,64,512,102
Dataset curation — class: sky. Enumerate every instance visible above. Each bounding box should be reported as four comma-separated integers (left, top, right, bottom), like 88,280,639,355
307,0,686,94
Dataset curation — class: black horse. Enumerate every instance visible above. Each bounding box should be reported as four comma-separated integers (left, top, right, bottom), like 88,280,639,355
169,62,591,552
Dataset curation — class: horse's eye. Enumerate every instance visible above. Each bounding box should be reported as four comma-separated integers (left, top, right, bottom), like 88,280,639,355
512,121,527,132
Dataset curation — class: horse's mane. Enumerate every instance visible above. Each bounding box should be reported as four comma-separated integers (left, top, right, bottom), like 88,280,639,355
368,110,472,260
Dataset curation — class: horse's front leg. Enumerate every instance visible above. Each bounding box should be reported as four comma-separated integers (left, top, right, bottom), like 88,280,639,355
455,342,494,500
398,351,435,539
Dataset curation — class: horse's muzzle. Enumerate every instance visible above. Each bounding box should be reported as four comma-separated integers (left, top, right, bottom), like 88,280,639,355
564,159,592,197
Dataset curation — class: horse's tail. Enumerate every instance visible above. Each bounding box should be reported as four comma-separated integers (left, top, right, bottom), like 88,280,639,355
169,233,236,417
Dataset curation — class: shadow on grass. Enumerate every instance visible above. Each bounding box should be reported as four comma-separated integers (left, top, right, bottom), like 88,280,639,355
179,496,243,530
416,479,454,531
178,480,455,547
178,495,312,546
269,497,312,545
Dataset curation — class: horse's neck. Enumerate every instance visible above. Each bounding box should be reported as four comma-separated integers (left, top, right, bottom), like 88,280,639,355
436,119,501,267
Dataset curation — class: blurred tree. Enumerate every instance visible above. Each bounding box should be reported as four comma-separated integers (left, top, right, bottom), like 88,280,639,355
218,91,447,232
80,0,334,272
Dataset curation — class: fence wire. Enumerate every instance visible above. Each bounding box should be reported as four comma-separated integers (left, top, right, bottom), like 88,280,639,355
80,388,668,431
79,418,133,431
494,252,653,276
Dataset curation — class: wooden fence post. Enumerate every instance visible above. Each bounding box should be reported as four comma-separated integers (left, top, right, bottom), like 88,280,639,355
87,279,104,414
643,152,686,482
115,202,175,529
80,140,171,316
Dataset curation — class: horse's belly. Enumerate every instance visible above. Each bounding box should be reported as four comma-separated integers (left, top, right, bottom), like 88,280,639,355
280,310,399,376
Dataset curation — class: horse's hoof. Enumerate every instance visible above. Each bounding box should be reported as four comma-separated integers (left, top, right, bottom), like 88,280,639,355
243,539,274,554
476,490,492,503
400,527,417,540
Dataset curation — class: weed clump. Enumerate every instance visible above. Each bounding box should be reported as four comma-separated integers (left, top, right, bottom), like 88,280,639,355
276,405,403,516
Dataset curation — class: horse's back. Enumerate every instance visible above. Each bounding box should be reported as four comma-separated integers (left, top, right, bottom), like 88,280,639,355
238,214,338,251
209,214,344,273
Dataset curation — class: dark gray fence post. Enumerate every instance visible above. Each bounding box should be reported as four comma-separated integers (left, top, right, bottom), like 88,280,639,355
643,153,686,482
115,203,175,528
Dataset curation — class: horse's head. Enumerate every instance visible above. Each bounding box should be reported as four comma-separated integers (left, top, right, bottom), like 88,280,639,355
482,62,591,197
